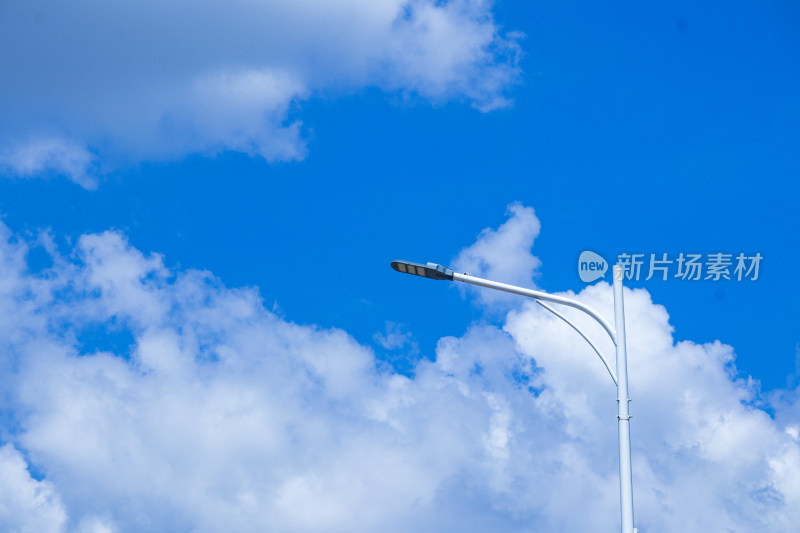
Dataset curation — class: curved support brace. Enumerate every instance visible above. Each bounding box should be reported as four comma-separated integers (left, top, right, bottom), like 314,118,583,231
535,300,617,386
453,272,618,345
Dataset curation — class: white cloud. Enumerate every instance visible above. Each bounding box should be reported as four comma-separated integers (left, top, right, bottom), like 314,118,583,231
0,208,799,531
0,138,97,189
0,444,67,533
0,0,521,187
75,517,117,533
504,286,800,532
451,202,542,308
373,321,416,351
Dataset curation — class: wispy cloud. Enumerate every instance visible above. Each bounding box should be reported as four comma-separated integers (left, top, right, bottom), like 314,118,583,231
0,138,97,189
0,208,798,531
373,321,417,351
0,1,521,187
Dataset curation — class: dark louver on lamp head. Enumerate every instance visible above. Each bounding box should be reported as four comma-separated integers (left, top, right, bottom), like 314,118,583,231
390,260,454,281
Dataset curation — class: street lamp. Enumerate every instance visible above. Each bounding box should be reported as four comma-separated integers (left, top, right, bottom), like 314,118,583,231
390,259,637,533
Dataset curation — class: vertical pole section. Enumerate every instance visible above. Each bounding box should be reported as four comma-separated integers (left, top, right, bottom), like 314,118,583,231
613,265,635,533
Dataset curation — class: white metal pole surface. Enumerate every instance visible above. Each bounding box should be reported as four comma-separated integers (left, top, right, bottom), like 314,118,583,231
613,265,635,533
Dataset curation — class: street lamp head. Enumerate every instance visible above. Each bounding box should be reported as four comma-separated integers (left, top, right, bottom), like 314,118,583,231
390,260,454,281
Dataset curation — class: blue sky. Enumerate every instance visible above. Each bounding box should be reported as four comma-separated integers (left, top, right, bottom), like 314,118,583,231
1,1,799,532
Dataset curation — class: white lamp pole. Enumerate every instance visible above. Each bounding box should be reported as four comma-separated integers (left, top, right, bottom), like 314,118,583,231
612,264,635,533
390,260,636,533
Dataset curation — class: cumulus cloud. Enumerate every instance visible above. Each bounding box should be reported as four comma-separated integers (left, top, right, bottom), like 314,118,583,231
0,208,799,531
505,287,800,532
452,202,542,308
1,224,536,532
0,444,66,533
0,0,521,186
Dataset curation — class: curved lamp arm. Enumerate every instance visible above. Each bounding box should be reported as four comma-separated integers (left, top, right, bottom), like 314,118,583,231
452,272,618,346
535,300,618,385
